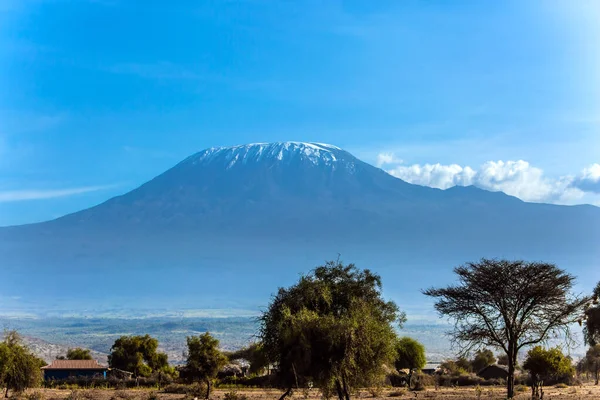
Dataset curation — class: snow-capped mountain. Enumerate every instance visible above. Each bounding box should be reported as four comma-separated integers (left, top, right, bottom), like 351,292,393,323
184,142,349,169
1,142,598,313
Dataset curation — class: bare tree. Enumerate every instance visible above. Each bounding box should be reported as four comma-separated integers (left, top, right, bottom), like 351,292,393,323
423,259,589,399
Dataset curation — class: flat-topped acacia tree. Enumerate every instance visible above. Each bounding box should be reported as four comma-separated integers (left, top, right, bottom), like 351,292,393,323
423,259,589,399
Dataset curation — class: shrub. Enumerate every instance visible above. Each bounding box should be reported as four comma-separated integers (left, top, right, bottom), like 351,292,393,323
66,391,83,400
515,385,528,393
413,373,435,391
184,383,208,400
223,391,248,400
163,384,189,394
25,391,45,400
388,391,405,397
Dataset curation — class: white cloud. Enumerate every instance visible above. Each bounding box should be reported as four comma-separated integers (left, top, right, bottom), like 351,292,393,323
0,185,115,203
376,152,402,167
380,153,600,206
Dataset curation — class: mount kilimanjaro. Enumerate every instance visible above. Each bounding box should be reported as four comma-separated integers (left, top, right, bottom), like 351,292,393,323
1,142,599,313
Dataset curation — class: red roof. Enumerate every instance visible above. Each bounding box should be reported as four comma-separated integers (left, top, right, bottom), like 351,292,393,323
42,360,107,370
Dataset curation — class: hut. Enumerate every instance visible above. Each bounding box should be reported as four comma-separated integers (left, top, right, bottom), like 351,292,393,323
42,359,108,380
477,365,508,380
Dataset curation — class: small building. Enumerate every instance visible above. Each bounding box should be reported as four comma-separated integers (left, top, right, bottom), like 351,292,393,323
42,359,108,380
477,364,508,380
422,363,441,375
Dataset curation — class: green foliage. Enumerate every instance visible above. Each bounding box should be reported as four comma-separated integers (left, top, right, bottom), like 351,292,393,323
394,337,426,371
584,282,600,347
470,349,496,373
259,260,405,399
440,359,469,376
185,332,227,399
523,346,574,396
0,331,43,396
108,335,170,378
227,342,269,376
66,348,93,360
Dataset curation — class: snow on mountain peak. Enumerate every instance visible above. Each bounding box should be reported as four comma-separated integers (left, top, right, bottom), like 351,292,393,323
183,142,353,169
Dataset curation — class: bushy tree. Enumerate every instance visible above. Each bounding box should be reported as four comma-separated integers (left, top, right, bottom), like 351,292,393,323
584,282,600,346
584,345,600,385
424,259,588,398
185,333,227,399
260,260,405,400
66,348,92,360
0,331,43,397
108,335,171,378
394,337,426,389
523,346,574,399
470,349,496,373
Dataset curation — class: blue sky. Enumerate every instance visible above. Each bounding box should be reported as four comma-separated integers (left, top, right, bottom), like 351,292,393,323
1,0,599,226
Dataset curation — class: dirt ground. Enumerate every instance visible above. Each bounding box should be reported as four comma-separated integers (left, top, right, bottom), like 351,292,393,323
31,384,600,400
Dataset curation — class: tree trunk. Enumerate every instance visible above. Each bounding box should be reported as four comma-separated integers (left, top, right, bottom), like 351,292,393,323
278,387,292,400
507,348,516,399
4,387,8,398
205,378,211,400
407,369,414,391
341,374,350,400
335,379,345,400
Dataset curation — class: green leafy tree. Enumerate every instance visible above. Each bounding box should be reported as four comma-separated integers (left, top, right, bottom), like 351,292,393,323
185,333,227,399
66,348,93,360
0,331,43,397
523,346,574,399
584,282,600,346
108,335,170,378
584,345,600,385
394,337,426,389
260,260,405,400
424,259,588,399
470,349,496,373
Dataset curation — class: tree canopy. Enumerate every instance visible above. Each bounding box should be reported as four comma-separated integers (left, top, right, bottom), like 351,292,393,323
394,337,426,390
66,348,92,360
260,260,405,400
523,346,574,398
470,349,496,373
185,333,227,399
584,282,600,347
108,335,172,378
423,259,588,399
0,331,43,397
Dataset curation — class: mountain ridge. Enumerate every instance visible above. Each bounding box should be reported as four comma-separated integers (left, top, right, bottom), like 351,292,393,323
1,142,598,314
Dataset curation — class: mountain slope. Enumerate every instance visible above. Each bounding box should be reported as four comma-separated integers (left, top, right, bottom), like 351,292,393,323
1,142,598,313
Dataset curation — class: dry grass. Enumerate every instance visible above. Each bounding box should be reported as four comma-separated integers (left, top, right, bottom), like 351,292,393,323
24,384,600,400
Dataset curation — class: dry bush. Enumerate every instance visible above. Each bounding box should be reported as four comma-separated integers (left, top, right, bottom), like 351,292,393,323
388,390,405,397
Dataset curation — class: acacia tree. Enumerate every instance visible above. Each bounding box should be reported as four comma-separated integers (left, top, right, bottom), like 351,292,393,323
394,337,426,389
523,346,574,399
423,259,589,399
66,348,92,360
260,260,405,400
228,342,269,376
185,333,227,399
0,331,43,398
